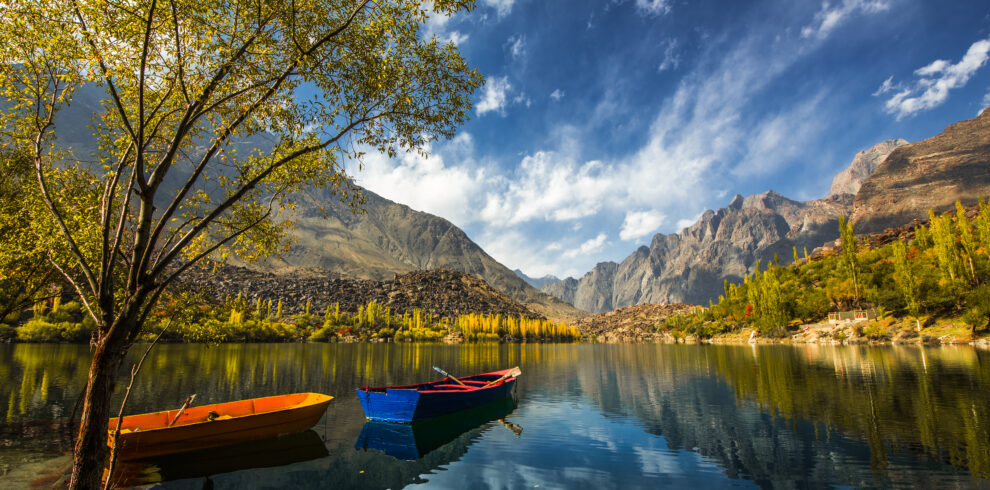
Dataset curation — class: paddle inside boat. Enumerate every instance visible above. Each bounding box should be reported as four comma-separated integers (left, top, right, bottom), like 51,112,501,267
356,367,521,423
107,392,333,460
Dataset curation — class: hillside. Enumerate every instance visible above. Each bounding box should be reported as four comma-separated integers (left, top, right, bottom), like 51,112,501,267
180,266,540,320
851,109,990,233
250,186,584,322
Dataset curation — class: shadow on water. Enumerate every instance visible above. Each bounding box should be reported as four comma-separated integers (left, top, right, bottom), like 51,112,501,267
109,429,329,487
355,396,520,460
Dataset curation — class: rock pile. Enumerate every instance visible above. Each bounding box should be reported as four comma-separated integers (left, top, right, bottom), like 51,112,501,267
574,303,697,342
178,266,540,320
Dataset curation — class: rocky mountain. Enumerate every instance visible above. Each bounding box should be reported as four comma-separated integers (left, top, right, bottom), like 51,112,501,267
43,85,583,322
546,110,990,313
249,186,583,322
513,269,561,289
180,266,539,319
851,109,990,233
543,191,855,311
829,139,908,196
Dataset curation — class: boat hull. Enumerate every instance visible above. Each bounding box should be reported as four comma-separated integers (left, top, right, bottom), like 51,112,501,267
108,392,333,460
356,368,517,423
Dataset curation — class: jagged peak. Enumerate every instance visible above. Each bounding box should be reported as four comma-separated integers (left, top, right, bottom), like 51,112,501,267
830,138,909,197
727,194,745,210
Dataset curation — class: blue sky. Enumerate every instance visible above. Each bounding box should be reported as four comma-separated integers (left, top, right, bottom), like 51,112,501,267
352,0,990,280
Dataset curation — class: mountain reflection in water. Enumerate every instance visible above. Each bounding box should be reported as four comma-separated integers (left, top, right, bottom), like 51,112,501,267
0,343,986,488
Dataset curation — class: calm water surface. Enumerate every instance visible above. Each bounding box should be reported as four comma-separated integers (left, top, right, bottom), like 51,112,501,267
0,343,988,489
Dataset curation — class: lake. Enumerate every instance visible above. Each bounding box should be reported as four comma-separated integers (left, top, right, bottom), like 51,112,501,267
1,343,988,488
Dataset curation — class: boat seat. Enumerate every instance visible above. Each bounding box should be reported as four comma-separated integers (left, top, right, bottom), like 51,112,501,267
434,384,474,389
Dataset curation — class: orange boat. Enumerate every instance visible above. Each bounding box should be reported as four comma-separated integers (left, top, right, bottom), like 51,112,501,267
107,393,333,460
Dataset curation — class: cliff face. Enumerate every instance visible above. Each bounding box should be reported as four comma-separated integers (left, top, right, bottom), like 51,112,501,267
544,191,853,311
829,139,908,196
851,110,990,233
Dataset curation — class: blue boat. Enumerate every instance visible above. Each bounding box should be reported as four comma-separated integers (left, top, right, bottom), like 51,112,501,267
356,367,520,423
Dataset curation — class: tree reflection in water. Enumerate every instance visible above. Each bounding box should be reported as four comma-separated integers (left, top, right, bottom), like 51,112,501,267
0,343,986,488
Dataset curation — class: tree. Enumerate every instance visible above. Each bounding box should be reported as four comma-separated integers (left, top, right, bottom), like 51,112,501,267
0,146,56,321
838,215,860,304
892,240,922,330
0,1,482,487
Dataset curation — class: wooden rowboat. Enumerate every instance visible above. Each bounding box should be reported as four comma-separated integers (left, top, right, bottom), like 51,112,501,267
107,392,333,460
356,368,519,423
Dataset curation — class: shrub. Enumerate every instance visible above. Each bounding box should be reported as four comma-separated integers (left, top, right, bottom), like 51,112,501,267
15,318,94,342
309,324,338,342
0,323,15,340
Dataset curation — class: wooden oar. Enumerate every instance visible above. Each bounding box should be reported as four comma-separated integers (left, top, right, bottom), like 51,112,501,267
485,366,522,387
167,394,196,427
432,366,467,387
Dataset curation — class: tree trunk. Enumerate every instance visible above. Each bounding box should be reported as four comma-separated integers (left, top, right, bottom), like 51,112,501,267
68,335,126,489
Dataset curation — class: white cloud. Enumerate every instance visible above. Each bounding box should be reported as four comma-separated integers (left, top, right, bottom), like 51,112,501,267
421,3,468,46
733,92,826,177
476,76,512,116
481,152,611,225
881,38,990,119
444,31,469,45
356,135,486,226
563,233,608,259
351,0,873,277
634,0,671,16
982,90,990,113
676,217,697,230
506,34,526,59
619,210,665,241
482,0,515,18
872,75,899,96
801,0,890,39
658,39,681,72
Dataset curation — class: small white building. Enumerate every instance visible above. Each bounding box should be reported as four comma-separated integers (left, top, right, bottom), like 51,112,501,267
827,309,877,324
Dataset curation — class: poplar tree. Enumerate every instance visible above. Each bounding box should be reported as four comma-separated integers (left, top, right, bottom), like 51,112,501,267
0,1,482,487
892,240,921,330
838,216,860,304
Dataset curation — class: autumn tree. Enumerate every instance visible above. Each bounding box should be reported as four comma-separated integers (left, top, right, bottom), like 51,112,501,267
838,215,860,304
891,240,922,330
0,146,53,321
0,1,482,487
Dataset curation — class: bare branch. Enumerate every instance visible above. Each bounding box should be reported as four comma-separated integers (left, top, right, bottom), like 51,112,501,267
145,0,375,275
30,76,99,299
46,252,100,326
71,1,140,154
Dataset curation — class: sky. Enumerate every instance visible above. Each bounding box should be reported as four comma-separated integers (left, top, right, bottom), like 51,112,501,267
349,0,990,280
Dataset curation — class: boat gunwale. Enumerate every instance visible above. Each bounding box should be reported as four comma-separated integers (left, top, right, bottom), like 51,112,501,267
360,369,515,394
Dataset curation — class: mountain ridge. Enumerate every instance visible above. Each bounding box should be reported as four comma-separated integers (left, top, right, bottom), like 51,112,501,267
542,141,904,312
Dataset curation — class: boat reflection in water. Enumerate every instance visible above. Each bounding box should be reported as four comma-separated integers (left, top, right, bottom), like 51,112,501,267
108,429,328,487
355,396,520,460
